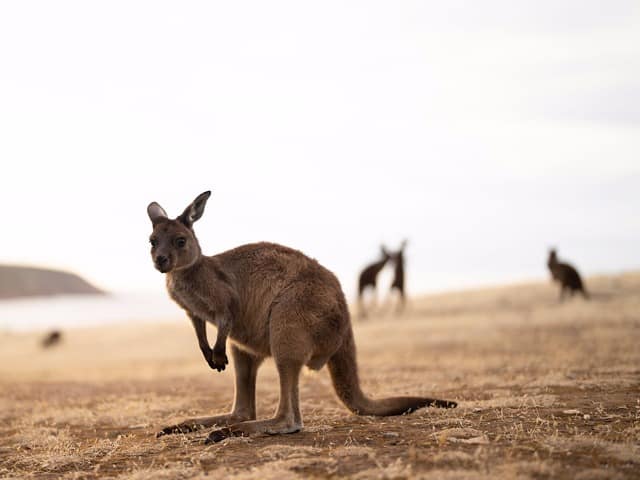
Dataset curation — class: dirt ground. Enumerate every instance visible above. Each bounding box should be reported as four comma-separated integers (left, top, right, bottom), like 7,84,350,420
1,272,638,479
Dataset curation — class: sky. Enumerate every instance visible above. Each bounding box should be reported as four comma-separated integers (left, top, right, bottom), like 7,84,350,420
0,1,638,298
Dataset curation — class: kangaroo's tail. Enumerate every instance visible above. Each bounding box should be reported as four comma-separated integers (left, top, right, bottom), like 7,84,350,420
327,326,457,415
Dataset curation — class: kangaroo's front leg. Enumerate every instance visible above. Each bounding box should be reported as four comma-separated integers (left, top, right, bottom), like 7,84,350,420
189,314,230,372
157,345,263,437
211,313,232,371
187,315,221,371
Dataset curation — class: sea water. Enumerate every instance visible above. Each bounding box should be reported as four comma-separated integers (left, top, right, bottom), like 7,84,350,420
0,291,183,332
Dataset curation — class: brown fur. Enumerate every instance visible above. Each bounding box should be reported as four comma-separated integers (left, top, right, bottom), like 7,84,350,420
148,192,456,444
547,249,589,301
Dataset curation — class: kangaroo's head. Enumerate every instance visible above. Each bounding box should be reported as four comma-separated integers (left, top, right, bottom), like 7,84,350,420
146,191,211,273
548,248,558,265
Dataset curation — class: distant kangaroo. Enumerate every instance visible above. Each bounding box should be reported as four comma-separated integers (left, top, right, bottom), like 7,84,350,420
390,240,407,312
147,192,456,444
357,246,391,317
41,330,62,348
547,249,589,300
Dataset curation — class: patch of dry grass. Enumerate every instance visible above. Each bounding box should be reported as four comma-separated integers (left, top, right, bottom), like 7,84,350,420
1,272,639,479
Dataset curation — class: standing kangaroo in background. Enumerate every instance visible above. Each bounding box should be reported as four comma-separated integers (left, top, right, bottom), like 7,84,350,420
147,192,456,444
547,249,589,301
357,246,391,318
390,240,407,312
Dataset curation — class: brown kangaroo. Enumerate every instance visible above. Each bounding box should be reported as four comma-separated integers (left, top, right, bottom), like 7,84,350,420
547,249,589,301
390,240,407,312
357,246,391,317
147,191,456,444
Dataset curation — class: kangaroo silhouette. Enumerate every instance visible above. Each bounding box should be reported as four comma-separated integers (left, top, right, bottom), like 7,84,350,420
390,240,407,312
547,248,589,301
357,246,391,318
41,330,62,348
147,192,456,444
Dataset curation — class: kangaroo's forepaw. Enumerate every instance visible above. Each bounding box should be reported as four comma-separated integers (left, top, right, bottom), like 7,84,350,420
210,350,229,372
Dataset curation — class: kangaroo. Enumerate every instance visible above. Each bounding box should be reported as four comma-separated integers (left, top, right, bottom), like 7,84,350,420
147,191,456,444
41,330,62,348
357,246,391,318
547,249,589,301
389,240,407,312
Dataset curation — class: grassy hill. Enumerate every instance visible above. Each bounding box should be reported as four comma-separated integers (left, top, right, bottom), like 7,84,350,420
0,265,103,299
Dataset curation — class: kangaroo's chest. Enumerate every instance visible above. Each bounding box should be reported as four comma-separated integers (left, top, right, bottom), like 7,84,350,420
167,278,218,324
165,271,270,356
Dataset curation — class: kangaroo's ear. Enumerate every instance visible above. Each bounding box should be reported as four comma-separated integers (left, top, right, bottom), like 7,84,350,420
178,191,212,228
147,202,168,225
400,239,408,250
380,245,389,257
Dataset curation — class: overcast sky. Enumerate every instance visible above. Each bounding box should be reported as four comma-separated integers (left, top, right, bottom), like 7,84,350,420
0,1,638,297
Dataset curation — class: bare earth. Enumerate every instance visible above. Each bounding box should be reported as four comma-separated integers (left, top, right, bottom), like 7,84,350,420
1,273,638,479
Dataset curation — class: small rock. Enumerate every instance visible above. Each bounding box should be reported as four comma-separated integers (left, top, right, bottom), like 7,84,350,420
562,409,582,415
382,431,399,438
583,414,591,420
473,407,483,413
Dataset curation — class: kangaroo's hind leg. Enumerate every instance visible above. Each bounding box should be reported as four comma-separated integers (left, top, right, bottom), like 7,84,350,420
205,296,323,443
394,287,406,314
157,345,263,437
206,350,305,443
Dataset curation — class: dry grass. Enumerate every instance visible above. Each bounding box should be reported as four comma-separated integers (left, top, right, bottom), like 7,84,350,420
0,272,638,479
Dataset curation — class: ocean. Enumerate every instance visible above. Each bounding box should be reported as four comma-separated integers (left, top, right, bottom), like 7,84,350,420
0,291,184,332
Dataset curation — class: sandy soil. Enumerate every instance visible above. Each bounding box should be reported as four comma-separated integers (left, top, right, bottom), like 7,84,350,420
0,272,638,479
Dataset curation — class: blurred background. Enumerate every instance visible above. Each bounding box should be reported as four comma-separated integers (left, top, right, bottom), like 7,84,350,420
1,0,638,331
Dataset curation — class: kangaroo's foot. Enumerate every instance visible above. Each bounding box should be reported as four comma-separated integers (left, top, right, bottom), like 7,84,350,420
204,417,302,444
157,413,252,438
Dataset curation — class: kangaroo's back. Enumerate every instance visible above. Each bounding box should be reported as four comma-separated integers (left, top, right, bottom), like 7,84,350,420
217,242,335,294
212,242,349,338
557,262,584,290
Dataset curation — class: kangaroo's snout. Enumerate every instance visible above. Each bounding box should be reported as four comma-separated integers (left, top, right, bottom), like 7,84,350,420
155,255,170,272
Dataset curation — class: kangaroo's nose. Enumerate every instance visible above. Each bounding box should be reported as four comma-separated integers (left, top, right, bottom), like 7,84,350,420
156,255,168,266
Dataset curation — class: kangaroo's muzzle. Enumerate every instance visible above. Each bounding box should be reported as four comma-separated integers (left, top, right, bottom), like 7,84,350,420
155,255,170,273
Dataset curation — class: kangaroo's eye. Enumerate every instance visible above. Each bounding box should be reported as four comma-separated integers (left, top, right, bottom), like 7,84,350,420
150,238,158,248
175,237,186,248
